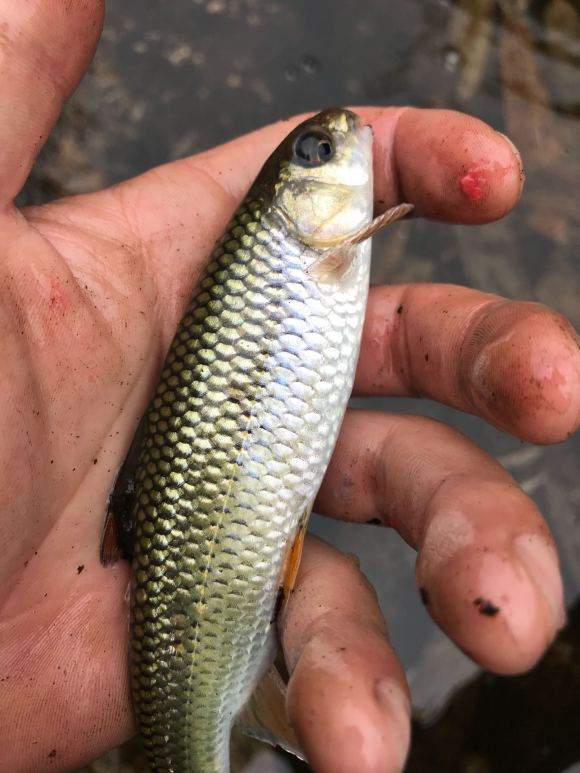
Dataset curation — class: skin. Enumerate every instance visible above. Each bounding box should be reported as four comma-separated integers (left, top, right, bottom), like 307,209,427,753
0,2,578,772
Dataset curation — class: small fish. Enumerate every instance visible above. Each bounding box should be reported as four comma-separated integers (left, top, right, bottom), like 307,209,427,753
102,107,411,772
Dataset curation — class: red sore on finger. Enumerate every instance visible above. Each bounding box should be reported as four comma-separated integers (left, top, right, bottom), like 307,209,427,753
459,164,486,201
389,108,524,223
459,160,513,203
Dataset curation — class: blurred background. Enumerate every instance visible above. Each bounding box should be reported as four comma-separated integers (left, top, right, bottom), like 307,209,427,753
20,0,579,770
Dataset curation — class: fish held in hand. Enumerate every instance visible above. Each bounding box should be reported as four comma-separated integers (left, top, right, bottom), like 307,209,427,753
102,107,412,772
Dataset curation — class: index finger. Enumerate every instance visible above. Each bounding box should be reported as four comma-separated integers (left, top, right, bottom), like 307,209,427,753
187,106,524,225
84,106,526,337
364,106,524,223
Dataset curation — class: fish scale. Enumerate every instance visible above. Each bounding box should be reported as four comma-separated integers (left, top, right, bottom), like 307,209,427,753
128,110,374,773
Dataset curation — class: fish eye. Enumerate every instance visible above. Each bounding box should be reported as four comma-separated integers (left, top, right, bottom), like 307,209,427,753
292,129,335,167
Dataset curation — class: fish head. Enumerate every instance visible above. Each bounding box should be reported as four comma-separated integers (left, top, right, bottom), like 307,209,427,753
256,108,374,249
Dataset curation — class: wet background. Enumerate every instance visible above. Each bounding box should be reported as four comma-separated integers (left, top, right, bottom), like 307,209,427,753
21,0,579,770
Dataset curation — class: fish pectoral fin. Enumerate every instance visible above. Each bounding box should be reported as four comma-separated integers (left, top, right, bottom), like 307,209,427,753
345,202,414,246
308,202,414,281
236,664,305,760
307,242,358,281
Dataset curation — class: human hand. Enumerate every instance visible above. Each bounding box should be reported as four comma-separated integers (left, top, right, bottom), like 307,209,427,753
1,3,578,772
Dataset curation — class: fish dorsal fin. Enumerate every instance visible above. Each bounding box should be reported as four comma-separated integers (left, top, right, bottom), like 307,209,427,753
235,664,304,760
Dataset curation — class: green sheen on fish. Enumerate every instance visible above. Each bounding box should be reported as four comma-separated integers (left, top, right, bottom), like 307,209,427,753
127,108,382,772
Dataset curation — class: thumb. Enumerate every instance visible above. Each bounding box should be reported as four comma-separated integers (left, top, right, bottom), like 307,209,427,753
0,0,104,206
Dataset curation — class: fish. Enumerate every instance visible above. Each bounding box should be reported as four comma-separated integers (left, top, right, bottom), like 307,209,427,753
101,107,412,772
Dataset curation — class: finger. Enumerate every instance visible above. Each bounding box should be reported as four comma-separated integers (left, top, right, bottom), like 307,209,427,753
123,105,523,237
280,535,411,773
355,284,580,444
0,0,104,205
40,106,523,334
364,106,524,222
317,410,565,675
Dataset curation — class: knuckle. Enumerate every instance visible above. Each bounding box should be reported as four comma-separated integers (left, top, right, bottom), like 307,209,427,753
458,299,579,438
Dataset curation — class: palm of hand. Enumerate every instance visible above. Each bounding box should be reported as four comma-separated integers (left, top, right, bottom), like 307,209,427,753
2,147,257,587
0,186,180,750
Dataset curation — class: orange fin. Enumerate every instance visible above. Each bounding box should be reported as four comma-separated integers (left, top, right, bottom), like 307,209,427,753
277,506,312,616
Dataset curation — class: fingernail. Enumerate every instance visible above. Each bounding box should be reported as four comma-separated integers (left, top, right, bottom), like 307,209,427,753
498,132,525,197
513,534,566,631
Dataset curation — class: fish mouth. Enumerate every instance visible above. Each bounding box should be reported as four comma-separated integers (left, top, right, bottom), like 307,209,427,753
358,123,374,147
